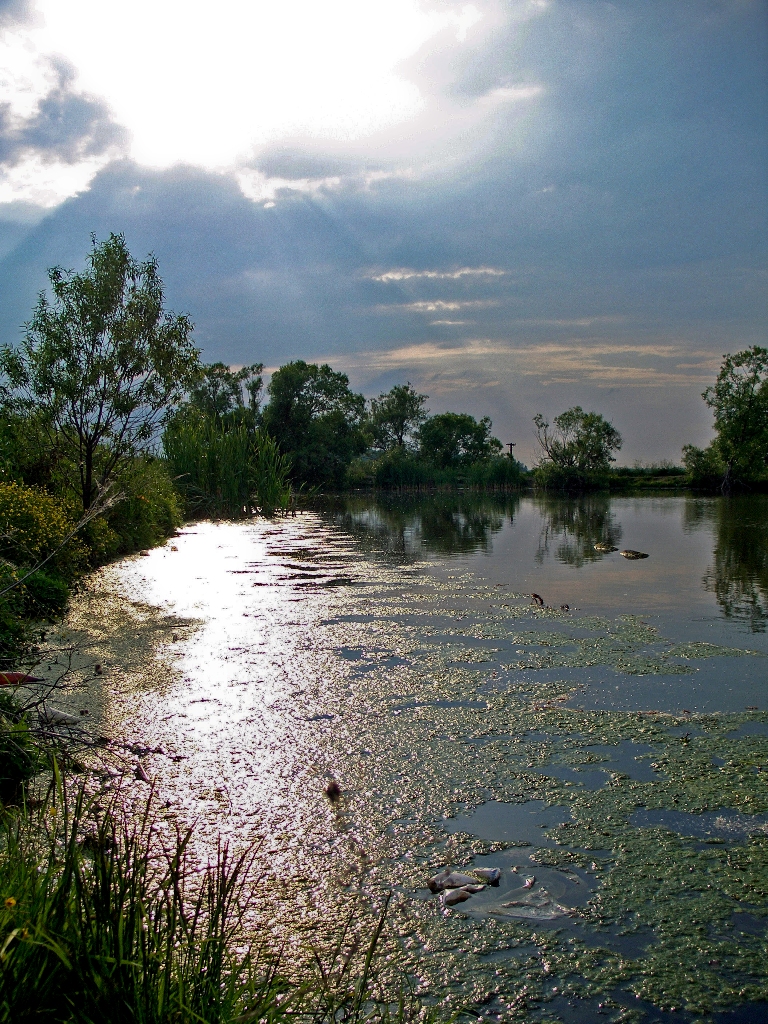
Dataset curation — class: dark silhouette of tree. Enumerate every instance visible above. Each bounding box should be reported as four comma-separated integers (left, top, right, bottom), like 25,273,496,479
534,406,622,488
369,382,428,450
262,360,366,488
418,412,501,468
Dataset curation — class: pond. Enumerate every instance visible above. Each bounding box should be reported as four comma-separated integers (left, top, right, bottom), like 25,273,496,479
51,493,768,1023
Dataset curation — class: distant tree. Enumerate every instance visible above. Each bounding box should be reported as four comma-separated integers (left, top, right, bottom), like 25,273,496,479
533,406,622,488
418,412,502,469
0,233,199,510
188,361,264,423
700,346,768,490
262,360,366,488
369,382,428,450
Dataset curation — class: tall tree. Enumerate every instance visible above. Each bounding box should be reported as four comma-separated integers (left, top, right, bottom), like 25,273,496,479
418,412,502,468
188,361,263,424
703,346,768,489
534,407,622,485
262,361,366,488
0,233,199,509
369,382,428,450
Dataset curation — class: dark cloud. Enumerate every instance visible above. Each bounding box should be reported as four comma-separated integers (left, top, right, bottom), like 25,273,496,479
0,0,35,27
252,147,373,181
0,57,128,168
0,1,764,464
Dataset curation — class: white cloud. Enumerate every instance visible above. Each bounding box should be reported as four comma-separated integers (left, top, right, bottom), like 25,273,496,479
477,84,544,105
25,0,483,170
0,152,108,206
376,299,498,313
369,266,506,281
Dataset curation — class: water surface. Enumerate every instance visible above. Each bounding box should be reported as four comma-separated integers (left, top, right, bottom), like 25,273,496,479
55,493,768,1023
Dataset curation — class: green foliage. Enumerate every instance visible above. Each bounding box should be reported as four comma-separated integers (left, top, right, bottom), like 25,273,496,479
369,382,428,450
164,408,292,516
0,784,430,1024
353,448,522,490
98,458,183,557
682,443,726,487
0,482,88,661
533,406,622,490
188,361,263,423
697,346,768,490
0,411,65,492
262,361,366,489
0,784,285,1022
417,412,502,469
0,481,84,575
19,570,70,619
0,233,200,510
0,691,40,803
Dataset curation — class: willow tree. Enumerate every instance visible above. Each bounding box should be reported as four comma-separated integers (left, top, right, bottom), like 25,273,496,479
534,406,622,488
0,234,199,509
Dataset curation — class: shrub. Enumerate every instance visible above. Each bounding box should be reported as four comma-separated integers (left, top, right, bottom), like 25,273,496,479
682,443,726,487
0,482,85,577
0,691,40,803
104,458,182,556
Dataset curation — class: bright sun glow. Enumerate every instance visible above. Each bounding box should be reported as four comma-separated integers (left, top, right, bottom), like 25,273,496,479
29,0,482,169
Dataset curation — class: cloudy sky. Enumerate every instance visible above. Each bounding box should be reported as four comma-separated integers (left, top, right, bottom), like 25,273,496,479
0,0,765,464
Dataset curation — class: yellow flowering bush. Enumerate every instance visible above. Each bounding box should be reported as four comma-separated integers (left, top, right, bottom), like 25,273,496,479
0,482,86,573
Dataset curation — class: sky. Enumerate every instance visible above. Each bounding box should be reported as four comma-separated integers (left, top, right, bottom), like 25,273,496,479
0,0,765,465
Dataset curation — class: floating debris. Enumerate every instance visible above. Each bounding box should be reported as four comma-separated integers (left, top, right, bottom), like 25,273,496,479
0,672,43,686
428,867,502,892
324,780,342,803
443,887,475,907
491,887,573,921
40,707,80,726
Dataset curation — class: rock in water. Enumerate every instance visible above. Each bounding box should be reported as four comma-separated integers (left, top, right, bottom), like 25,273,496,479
428,870,482,892
472,867,501,883
427,867,452,893
442,885,483,907
620,550,649,559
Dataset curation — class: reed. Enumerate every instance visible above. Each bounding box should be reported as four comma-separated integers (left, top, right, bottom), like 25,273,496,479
0,773,437,1024
163,412,292,517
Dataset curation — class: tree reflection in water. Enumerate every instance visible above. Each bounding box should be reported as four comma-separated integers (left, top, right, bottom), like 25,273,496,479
687,497,768,632
328,493,516,558
534,494,622,567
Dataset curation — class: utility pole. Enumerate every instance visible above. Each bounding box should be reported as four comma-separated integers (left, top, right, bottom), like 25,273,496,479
506,442,516,456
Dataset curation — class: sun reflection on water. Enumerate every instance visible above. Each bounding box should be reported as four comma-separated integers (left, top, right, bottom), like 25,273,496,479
50,502,768,1021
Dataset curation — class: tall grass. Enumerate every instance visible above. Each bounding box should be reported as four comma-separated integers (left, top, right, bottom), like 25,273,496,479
0,774,437,1024
163,411,292,517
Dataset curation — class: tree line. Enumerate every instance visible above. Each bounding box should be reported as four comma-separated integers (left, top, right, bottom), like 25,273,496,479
0,234,765,662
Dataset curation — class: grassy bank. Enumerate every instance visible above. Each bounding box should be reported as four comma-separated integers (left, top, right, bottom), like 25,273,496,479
0,769,430,1024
